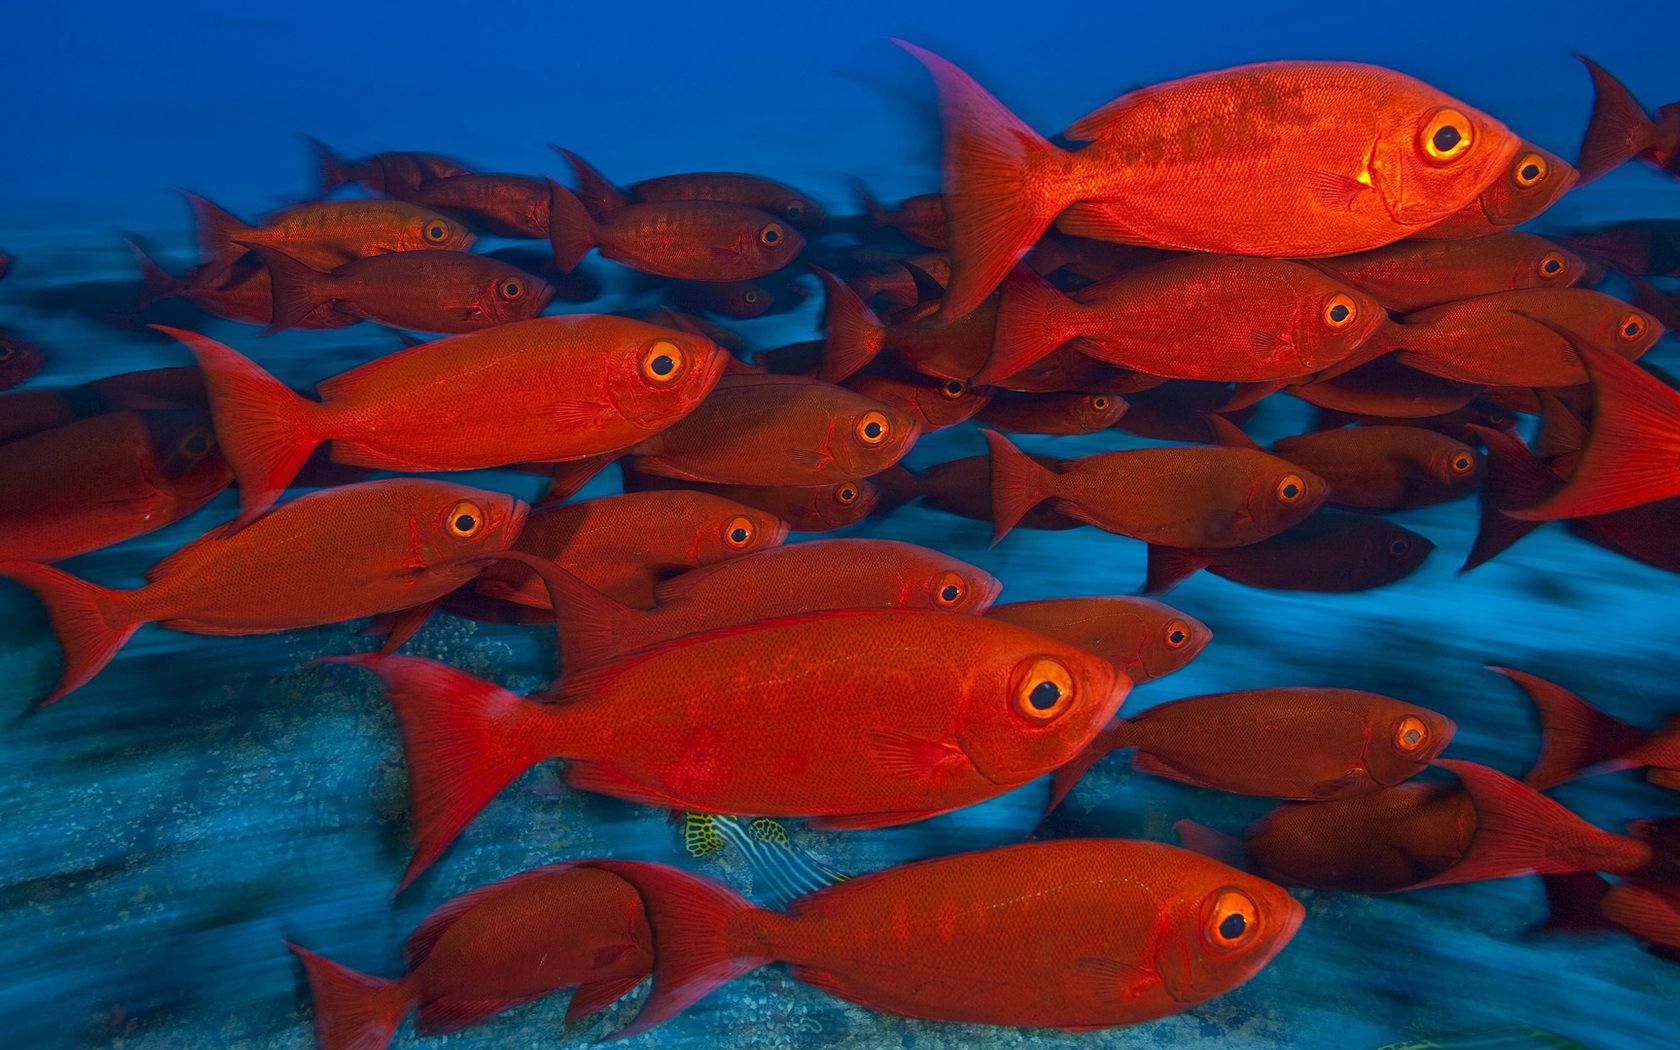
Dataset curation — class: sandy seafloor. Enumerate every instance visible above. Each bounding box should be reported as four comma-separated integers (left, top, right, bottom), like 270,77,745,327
2,3,1679,1047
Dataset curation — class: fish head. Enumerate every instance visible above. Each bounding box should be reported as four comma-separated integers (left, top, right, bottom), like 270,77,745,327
808,478,879,530
1426,437,1485,489
1363,704,1456,787
690,501,789,566
143,409,234,500
480,268,556,326
408,210,476,253
1295,278,1388,372
1368,89,1521,229
1361,519,1434,583
830,399,921,476
1477,143,1579,229
1241,455,1328,537
956,639,1129,785
744,216,806,274
777,194,826,229
0,328,46,390
908,555,1002,615
1134,602,1212,683
1154,863,1305,1004
1511,239,1588,292
419,484,530,569
605,323,732,431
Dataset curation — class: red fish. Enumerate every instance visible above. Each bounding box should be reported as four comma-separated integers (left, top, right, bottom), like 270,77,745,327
0,328,46,390
160,316,725,524
249,245,555,334
985,430,1326,547
1575,57,1680,182
844,371,992,432
405,173,552,238
1288,358,1481,420
1491,666,1680,790
853,183,948,248
562,148,824,228
0,479,527,703
182,192,474,270
584,841,1301,1035
1309,232,1588,313
289,863,651,1050
984,596,1210,684
1269,424,1484,510
1051,689,1455,816
874,455,1084,531
1145,509,1434,594
976,390,1127,435
549,181,804,281
329,608,1125,887
474,491,787,610
898,41,1520,320
309,139,471,198
0,366,206,444
1413,142,1579,237
621,470,879,533
130,243,357,330
985,259,1386,385
663,274,809,319
0,410,230,563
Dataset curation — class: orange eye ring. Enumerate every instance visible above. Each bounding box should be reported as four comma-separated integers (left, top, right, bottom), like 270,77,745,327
931,571,967,608
1619,313,1646,341
1513,152,1547,188
1203,888,1260,952
723,515,755,549
1164,618,1191,649
1450,451,1476,475
1538,251,1567,279
640,340,686,383
759,222,787,249
1395,715,1430,753
1388,537,1412,557
784,201,806,223
497,277,526,302
1013,657,1075,723
423,220,451,244
1090,395,1111,412
940,379,968,400
446,500,486,539
1276,473,1307,504
855,410,890,446
834,483,859,505
1421,109,1474,164
1323,293,1358,329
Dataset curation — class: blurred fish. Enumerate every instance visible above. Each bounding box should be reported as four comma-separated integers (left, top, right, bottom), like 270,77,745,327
0,365,206,444
549,181,804,281
984,596,1210,684
845,370,991,432
976,390,1126,435
1289,358,1482,420
406,172,552,238
0,328,46,390
1268,424,1484,510
1145,509,1433,594
663,274,809,319
898,41,1520,319
0,479,526,703
129,241,359,330
309,138,471,197
1490,666,1680,790
1310,233,1588,313
621,470,878,533
852,182,948,248
562,148,824,228
182,192,473,270
1575,56,1680,182
289,863,651,1050
1558,219,1680,277
583,841,1301,1035
1415,143,1579,238
0,410,231,563
873,454,1084,530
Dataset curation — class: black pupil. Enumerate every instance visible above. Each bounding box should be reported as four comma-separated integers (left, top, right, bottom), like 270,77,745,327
1404,729,1421,745
1391,540,1408,555
1028,680,1061,710
1169,630,1185,643
1626,322,1640,337
764,228,779,243
1282,483,1300,499
1433,125,1462,152
455,514,476,533
731,528,747,542
504,282,519,296
1521,164,1540,181
1219,913,1246,940
430,225,443,237
1544,260,1560,273
941,585,959,602
185,435,207,454
946,382,963,395
864,422,882,438
1328,303,1349,322
1093,398,1107,409
840,487,854,500
651,354,675,376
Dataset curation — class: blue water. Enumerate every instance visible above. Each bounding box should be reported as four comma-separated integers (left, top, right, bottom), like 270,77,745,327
2,2,1678,1047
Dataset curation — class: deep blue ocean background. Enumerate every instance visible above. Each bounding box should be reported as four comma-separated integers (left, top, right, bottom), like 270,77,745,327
2,2,1678,1047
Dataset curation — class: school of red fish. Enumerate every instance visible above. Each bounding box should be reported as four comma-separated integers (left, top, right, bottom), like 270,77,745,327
4,44,1680,1049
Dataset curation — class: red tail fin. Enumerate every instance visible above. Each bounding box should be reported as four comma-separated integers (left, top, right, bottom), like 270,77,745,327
0,562,142,705
1602,882,1680,946
1503,324,1680,520
318,654,562,893
546,179,601,273
1142,545,1210,594
150,325,324,527
894,40,1069,324
977,266,1078,386
1535,391,1588,461
1402,760,1654,891
1460,425,1560,572
812,266,885,383
308,138,353,195
981,429,1055,544
540,453,617,505
286,941,411,1050
580,861,771,1040
1489,665,1650,788
1575,56,1656,182
1044,720,1131,815
472,550,644,669
242,243,335,334
125,239,184,305
180,191,253,262
553,147,628,218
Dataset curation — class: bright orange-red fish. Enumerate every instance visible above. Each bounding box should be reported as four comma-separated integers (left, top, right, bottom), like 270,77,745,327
0,410,230,563
898,42,1521,320
329,608,1125,887
584,841,1301,1035
1414,142,1579,238
549,181,804,281
290,863,651,1050
984,596,1209,685
183,192,474,270
0,479,526,703
310,139,471,198
159,317,726,524
1310,233,1588,313
562,148,824,227
1575,57,1680,182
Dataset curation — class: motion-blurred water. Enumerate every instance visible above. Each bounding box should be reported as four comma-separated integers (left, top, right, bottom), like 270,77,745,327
1,2,1676,1047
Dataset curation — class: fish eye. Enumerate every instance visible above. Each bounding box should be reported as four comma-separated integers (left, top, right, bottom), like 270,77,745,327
723,515,755,549
1450,452,1475,475
1203,888,1260,952
1395,715,1430,753
931,570,967,608
759,222,786,248
498,277,526,302
1323,293,1358,330
445,500,486,539
785,201,805,222
423,221,450,244
1013,657,1075,722
1275,473,1307,504
835,483,858,505
1388,537,1411,557
1619,313,1646,341
855,410,890,445
743,290,760,304
179,429,213,459
640,339,686,383
1164,618,1191,649
940,379,968,400
1091,395,1110,411
1420,109,1474,163
1538,251,1567,278
1513,152,1547,188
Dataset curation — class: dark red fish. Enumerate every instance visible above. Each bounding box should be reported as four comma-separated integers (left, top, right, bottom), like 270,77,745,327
984,596,1210,685
621,469,879,533
0,249,11,280
130,242,357,330
1288,358,1481,420
309,138,471,198
1309,233,1588,313
406,173,552,238
1269,425,1484,510
0,328,46,390
182,192,474,270
549,181,804,281
976,390,1128,435
1575,56,1680,182
1413,142,1579,237
563,149,824,228
1145,509,1433,594
1559,219,1680,277
854,184,949,248
0,366,206,444
874,455,1084,531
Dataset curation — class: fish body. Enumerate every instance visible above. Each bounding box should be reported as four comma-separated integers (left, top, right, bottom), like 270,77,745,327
1310,233,1587,312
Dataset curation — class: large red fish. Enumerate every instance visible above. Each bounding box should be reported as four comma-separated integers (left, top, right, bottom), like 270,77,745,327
898,42,1521,320
985,430,1326,546
289,863,651,1050
328,608,1125,887
159,316,726,524
984,597,1210,685
1309,232,1587,313
183,193,473,270
583,841,1302,1035
549,181,804,281
0,410,231,563
1491,666,1680,790
562,148,824,227
309,139,471,198
1145,510,1434,594
0,479,527,703
1413,142,1579,238
1574,57,1680,182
